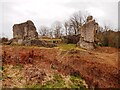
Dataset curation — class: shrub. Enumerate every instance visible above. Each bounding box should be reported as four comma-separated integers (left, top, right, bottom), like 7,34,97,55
96,30,120,48
62,34,80,44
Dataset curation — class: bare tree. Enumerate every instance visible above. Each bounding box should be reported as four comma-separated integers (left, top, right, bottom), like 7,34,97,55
69,11,83,35
69,11,90,35
68,23,75,35
39,26,50,37
49,28,54,38
63,20,76,36
82,11,90,23
104,25,111,32
52,21,62,38
63,21,71,36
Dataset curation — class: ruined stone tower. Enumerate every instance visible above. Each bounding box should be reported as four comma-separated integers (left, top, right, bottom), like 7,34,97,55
13,20,38,43
79,16,99,49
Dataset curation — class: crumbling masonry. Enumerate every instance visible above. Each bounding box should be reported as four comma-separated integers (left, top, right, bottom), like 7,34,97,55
79,16,99,49
13,20,38,44
12,20,56,47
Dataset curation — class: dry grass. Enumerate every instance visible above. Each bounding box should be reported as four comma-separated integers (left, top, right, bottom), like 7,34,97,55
1,45,119,88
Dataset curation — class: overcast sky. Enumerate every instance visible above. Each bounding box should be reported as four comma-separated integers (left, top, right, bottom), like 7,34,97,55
0,0,119,38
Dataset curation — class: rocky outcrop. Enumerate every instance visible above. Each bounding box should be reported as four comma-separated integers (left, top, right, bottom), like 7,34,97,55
79,16,99,49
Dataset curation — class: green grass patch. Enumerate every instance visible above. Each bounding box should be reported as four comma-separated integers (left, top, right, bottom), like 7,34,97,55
25,74,65,88
0,66,4,71
42,74,65,88
40,38,61,41
40,38,62,44
12,64,23,70
1,75,12,80
58,44,76,51
25,84,42,88
24,74,88,89
70,76,87,89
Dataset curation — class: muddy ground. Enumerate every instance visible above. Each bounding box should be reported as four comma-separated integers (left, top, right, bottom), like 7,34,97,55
1,45,119,88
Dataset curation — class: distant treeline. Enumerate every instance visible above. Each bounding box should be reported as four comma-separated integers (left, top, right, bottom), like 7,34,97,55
97,30,120,48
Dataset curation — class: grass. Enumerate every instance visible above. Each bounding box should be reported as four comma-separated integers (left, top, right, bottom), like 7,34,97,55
40,38,62,44
42,74,65,88
58,44,76,51
40,38,61,41
0,66,4,70
12,64,23,70
25,74,88,89
8,44,52,50
70,75,88,89
26,74,65,88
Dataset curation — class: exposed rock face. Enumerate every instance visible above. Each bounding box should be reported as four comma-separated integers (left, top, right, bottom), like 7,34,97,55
79,16,99,49
13,20,38,43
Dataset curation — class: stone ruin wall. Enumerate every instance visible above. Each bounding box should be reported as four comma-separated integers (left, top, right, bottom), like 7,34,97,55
79,16,99,49
12,18,99,49
13,20,38,44
12,20,57,47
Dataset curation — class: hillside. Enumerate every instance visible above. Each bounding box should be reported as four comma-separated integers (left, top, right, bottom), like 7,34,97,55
1,45,119,88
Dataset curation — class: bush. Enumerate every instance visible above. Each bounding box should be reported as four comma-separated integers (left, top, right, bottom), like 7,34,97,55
96,30,120,48
1,37,8,42
0,37,9,45
62,34,80,44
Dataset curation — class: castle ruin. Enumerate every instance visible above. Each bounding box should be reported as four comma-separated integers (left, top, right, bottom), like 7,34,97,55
13,20,38,44
12,20,57,47
79,16,99,49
